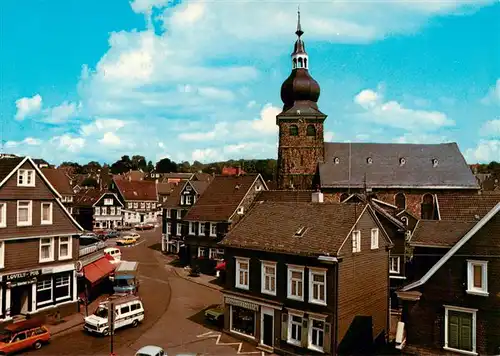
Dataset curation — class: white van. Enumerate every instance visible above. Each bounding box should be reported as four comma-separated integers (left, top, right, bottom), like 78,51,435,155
84,295,144,336
104,247,122,263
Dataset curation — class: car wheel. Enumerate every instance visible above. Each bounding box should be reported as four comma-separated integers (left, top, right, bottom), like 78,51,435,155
132,319,139,327
33,340,43,350
102,328,109,336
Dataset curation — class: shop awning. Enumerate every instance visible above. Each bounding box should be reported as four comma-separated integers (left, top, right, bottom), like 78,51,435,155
115,274,134,280
83,256,116,285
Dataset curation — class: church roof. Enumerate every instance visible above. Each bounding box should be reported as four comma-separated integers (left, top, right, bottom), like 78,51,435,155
319,142,479,189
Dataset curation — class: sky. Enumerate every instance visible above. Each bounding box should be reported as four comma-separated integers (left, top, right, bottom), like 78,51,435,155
1,0,499,165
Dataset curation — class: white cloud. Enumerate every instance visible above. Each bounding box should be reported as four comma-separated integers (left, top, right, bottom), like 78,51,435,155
324,131,334,141
179,122,229,141
480,119,500,137
191,148,219,162
15,94,42,120
465,140,500,163
393,133,450,144
42,101,78,123
50,135,85,153
353,87,454,131
481,79,500,105
250,104,281,134
80,118,126,136
99,132,122,146
247,100,257,108
5,137,42,148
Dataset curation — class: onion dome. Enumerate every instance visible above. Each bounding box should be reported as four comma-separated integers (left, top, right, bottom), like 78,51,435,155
280,8,321,111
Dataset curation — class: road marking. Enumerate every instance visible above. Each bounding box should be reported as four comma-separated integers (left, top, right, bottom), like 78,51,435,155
196,331,265,355
138,274,170,285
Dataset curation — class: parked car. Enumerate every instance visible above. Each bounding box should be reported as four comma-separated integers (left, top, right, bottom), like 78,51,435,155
84,295,144,336
135,223,154,231
135,345,165,356
79,236,101,246
116,236,138,246
0,318,51,354
204,305,224,326
104,247,122,262
125,232,140,239
107,230,120,238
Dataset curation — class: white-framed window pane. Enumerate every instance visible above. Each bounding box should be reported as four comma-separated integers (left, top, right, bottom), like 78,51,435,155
289,315,302,344
311,319,325,348
236,258,249,289
0,203,6,227
371,228,379,249
40,238,53,260
262,263,276,294
390,257,400,273
289,268,304,299
467,260,488,295
36,278,52,305
59,237,70,258
310,271,326,303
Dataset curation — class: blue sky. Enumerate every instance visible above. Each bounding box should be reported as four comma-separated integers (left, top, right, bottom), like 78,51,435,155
1,0,499,165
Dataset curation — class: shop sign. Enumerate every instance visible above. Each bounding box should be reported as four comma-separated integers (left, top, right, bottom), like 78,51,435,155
4,269,41,282
42,268,53,274
224,296,259,311
8,278,37,288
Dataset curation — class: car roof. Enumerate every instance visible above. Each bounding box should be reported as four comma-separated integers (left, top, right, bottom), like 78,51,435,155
4,318,44,332
136,345,164,354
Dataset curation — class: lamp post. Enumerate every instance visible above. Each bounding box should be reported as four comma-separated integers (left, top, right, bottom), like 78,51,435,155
108,300,114,356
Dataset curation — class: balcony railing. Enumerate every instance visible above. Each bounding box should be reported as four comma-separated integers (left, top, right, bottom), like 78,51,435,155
79,241,107,257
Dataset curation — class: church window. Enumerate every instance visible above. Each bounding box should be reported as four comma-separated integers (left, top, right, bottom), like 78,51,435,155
298,57,303,68
289,125,299,136
395,193,406,210
421,194,435,219
306,125,316,136
293,58,297,69
304,58,308,69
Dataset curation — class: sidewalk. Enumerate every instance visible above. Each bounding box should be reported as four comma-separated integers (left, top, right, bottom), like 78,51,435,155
159,252,224,292
49,294,112,337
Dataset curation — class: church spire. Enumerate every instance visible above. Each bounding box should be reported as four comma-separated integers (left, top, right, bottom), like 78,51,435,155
296,6,303,38
291,7,308,69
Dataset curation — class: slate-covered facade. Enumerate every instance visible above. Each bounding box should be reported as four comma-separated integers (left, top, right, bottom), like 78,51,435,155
396,194,500,355
0,156,83,322
221,192,393,355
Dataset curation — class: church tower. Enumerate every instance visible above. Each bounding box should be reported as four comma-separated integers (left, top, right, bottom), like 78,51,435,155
276,9,327,190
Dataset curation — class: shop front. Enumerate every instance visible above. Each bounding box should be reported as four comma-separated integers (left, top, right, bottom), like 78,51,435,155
0,263,77,321
226,296,259,339
78,255,116,302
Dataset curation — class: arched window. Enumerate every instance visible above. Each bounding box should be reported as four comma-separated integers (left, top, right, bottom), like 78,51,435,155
298,57,303,68
340,193,349,202
395,192,406,210
289,125,299,136
421,194,434,219
306,125,316,136
293,58,297,69
304,58,308,69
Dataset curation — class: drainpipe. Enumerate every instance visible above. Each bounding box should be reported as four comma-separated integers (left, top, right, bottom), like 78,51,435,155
334,263,339,355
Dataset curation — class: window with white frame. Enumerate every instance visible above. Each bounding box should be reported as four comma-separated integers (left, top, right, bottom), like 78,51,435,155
17,200,32,226
128,202,133,209
352,230,361,253
68,207,73,214
209,248,218,259
59,236,72,260
166,223,171,235
67,196,73,202
390,256,400,274
146,202,151,209
186,195,192,205
116,207,121,215
309,269,327,305
176,223,182,236
0,241,4,269
308,318,325,352
101,207,107,215
110,207,116,215
261,262,276,295
40,237,54,262
55,274,71,301
104,198,113,205
166,209,171,218
198,247,206,258
134,202,138,208
371,228,379,249
235,257,249,290
95,207,100,215
210,223,217,237
444,306,476,354
199,222,206,235
37,279,52,306
288,314,302,346
216,248,224,260
189,222,196,235
0,203,6,228
40,202,53,225
287,266,304,301
466,260,488,296
17,169,35,187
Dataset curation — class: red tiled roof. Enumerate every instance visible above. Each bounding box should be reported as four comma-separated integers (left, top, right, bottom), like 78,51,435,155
74,188,104,207
221,201,366,256
41,168,74,195
437,194,499,221
409,220,476,248
114,178,157,201
184,174,262,221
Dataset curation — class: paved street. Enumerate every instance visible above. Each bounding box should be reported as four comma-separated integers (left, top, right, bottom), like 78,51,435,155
29,228,266,356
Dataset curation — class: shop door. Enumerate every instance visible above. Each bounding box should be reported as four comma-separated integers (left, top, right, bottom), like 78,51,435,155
10,286,30,316
140,214,144,223
261,308,273,347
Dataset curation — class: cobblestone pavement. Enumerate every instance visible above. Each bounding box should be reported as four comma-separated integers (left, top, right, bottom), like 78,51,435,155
28,229,268,356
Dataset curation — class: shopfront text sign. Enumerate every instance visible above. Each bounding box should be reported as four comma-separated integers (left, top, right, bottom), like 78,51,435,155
224,296,259,311
5,270,41,282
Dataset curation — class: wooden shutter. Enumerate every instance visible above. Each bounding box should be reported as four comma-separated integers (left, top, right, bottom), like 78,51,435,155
301,319,309,347
324,322,332,353
281,313,288,340
459,313,473,352
448,313,460,349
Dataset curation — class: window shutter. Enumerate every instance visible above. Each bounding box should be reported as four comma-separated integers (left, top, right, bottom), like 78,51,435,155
459,314,473,351
301,319,308,347
281,313,288,341
448,313,460,349
324,322,332,353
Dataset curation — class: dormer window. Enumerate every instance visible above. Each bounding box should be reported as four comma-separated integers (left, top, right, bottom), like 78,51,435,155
367,157,373,164
399,158,406,166
237,206,244,215
432,159,439,167
333,157,340,164
186,185,192,191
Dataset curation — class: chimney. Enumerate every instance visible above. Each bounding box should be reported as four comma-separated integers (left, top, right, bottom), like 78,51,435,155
311,191,324,203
